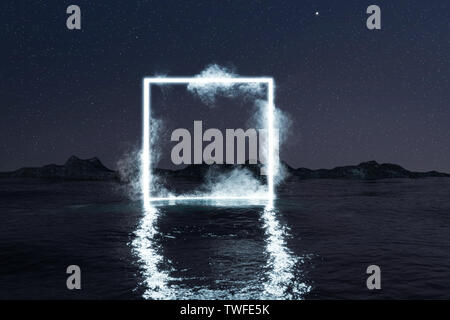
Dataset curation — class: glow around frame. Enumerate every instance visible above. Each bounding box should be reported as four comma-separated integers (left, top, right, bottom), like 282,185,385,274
141,77,275,203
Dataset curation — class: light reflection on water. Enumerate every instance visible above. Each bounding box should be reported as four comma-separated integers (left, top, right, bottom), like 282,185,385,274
132,200,310,299
131,204,176,299
260,202,311,299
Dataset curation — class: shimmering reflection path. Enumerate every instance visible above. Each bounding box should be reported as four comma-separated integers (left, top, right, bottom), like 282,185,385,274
132,200,310,299
260,203,311,299
131,205,176,299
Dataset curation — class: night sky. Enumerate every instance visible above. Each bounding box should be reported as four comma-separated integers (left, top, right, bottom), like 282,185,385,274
1,0,449,172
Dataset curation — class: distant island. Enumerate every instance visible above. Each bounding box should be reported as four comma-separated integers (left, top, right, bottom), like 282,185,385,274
0,156,449,181
0,156,117,181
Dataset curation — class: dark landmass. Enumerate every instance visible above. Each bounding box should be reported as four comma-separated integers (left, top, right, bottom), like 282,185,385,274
0,156,449,181
156,160,450,181
290,160,450,180
0,156,117,181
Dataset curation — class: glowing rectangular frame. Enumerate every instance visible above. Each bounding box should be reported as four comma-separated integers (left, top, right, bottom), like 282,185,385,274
142,77,275,203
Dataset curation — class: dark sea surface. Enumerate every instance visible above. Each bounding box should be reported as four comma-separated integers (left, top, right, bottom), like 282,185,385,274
1,177,450,299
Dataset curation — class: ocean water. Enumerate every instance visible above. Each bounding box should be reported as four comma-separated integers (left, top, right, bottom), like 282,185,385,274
1,177,450,299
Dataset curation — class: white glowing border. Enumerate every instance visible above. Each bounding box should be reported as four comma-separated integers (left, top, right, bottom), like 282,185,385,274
142,77,275,203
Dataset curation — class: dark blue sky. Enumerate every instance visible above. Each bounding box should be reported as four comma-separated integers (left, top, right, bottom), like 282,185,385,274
0,0,449,172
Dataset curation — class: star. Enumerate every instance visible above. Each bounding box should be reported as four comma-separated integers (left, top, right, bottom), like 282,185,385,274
315,11,319,16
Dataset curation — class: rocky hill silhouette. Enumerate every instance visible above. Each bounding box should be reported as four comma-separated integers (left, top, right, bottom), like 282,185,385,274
290,160,450,179
0,156,117,181
1,157,449,181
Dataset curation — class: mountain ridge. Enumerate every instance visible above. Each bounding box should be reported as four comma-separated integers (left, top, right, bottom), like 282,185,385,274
0,155,117,181
0,156,449,181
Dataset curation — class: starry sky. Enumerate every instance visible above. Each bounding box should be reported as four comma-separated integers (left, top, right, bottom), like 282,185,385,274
0,0,449,172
